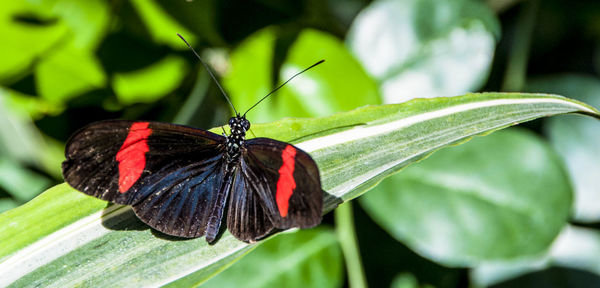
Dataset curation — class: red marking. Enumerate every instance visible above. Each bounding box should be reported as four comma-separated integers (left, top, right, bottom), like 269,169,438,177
276,145,297,217
116,122,152,193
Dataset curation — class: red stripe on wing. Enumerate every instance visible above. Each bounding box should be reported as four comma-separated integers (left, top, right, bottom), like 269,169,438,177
275,145,297,217
116,122,152,193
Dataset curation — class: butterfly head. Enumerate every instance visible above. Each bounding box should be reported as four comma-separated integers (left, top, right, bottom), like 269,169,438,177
229,116,250,136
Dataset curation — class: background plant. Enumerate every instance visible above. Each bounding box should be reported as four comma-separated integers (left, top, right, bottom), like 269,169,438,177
1,0,600,287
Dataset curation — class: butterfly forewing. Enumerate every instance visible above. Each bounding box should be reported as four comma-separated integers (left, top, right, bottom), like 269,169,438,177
226,138,322,241
63,120,225,204
63,120,232,238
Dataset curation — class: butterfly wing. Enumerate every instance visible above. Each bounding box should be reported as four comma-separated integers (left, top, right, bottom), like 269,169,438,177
227,138,322,242
62,120,231,238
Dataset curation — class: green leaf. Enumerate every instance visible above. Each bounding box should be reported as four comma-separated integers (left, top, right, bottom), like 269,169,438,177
0,1,68,82
0,90,51,167
2,89,62,119
225,27,380,123
112,55,188,105
391,273,421,288
0,0,110,83
471,225,600,286
129,0,197,49
0,93,597,286
0,89,65,178
0,199,18,214
0,184,106,259
527,74,600,222
360,128,571,266
0,158,51,202
198,228,342,288
151,0,223,46
38,0,110,50
35,43,107,104
346,0,500,102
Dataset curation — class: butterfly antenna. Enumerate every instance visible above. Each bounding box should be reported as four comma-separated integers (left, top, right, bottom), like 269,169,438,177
243,60,324,117
177,33,238,115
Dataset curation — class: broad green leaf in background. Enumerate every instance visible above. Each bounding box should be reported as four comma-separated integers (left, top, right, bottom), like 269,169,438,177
0,90,49,166
471,225,600,286
200,228,342,288
0,93,597,287
3,89,62,119
224,27,380,123
130,0,197,48
274,29,380,121
346,0,500,103
360,129,571,266
0,89,63,178
35,43,107,105
37,0,110,50
527,74,600,222
0,199,18,214
391,273,428,288
0,1,68,82
151,0,224,47
0,0,109,107
471,75,600,286
112,55,188,105
0,158,52,204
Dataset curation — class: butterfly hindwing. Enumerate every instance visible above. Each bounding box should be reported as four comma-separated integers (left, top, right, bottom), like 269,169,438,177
131,159,232,239
227,169,275,242
227,138,322,241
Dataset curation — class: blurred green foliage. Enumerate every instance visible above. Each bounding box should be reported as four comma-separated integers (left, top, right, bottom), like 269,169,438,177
1,0,600,287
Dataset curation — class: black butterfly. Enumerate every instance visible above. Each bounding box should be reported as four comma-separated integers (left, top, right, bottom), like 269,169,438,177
62,35,323,243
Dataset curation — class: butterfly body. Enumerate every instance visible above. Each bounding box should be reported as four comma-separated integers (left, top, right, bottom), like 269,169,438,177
62,116,322,243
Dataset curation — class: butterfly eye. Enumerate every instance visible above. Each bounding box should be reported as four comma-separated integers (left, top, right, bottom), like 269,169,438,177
242,119,250,131
228,118,236,127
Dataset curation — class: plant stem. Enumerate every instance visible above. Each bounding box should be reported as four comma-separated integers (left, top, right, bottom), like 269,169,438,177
335,201,367,288
172,69,210,125
501,0,539,91
486,0,524,13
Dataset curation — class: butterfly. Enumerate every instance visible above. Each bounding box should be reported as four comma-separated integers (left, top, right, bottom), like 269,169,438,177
61,34,324,243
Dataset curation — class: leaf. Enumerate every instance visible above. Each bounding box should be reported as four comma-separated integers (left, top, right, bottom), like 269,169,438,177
224,27,380,123
0,89,64,178
0,199,18,214
391,273,421,288
129,0,197,49
198,228,342,288
0,184,106,259
0,1,68,82
0,90,48,165
0,93,598,287
112,55,189,105
35,43,107,104
471,225,600,286
527,74,600,222
346,0,500,102
0,157,51,203
38,0,110,50
151,0,223,46
2,89,62,119
360,128,571,266
0,0,110,83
